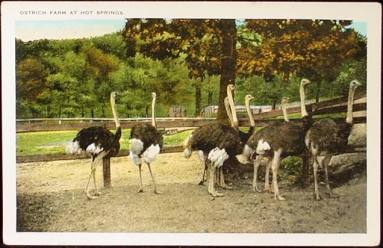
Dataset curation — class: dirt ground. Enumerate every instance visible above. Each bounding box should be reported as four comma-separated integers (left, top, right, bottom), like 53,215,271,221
17,153,366,233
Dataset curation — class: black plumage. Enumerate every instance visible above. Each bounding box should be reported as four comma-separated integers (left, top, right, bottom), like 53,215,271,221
188,123,243,157
73,126,121,159
130,123,163,153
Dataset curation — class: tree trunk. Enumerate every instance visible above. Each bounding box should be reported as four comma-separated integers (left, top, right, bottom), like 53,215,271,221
217,19,237,123
195,82,202,116
207,91,213,105
315,80,321,103
272,99,277,110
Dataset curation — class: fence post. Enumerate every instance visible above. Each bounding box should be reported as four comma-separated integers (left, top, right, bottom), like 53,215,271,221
102,157,111,188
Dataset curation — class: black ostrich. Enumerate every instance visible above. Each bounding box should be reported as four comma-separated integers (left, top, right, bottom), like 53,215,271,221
243,79,312,200
66,92,121,200
129,92,163,194
305,80,361,200
183,84,243,197
198,93,256,186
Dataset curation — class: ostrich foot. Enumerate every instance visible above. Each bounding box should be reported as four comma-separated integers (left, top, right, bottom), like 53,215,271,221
264,186,273,193
314,193,322,201
275,194,286,201
220,184,233,190
86,193,97,200
325,191,339,198
94,191,102,196
198,180,205,185
137,188,144,193
154,189,161,194
252,183,262,193
209,190,224,197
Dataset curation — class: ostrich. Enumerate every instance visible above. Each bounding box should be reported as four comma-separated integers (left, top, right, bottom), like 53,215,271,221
243,78,312,200
305,80,361,200
198,94,256,186
183,84,243,197
66,92,121,200
129,92,163,194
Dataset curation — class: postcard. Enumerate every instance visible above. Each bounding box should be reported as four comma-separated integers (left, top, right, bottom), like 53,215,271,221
1,1,381,246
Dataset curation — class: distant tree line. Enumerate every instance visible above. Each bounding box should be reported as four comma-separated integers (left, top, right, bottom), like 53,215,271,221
16,19,366,119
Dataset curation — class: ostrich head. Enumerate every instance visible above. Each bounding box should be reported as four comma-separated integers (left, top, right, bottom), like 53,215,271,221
245,94,254,102
300,78,311,86
350,80,361,89
227,84,235,91
152,92,157,99
281,97,289,105
111,91,118,99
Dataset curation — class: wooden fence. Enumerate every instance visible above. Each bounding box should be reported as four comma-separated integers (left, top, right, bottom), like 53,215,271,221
16,94,366,188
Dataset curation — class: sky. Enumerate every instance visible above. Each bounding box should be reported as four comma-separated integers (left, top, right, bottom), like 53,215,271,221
15,19,367,41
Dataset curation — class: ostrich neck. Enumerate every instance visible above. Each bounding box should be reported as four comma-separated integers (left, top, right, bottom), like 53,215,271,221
300,84,308,117
346,87,356,124
227,87,238,128
224,98,234,125
110,96,120,128
282,103,289,122
151,96,156,128
245,99,255,127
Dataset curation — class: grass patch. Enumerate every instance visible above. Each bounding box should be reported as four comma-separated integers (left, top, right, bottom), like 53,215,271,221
16,129,194,156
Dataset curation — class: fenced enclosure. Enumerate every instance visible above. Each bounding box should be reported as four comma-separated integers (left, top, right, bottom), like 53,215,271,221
17,93,366,165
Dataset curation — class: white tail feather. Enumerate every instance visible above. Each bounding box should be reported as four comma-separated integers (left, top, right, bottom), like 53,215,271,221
130,138,144,155
142,144,160,163
65,141,81,154
208,148,229,168
183,148,192,158
256,139,271,155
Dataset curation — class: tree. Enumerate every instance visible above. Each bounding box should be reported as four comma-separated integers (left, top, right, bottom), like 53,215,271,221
239,19,366,102
123,18,237,120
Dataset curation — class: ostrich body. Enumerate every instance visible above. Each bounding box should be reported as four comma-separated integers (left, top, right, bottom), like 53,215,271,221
66,92,121,199
305,80,361,200
243,79,312,200
184,84,243,197
129,92,163,193
198,94,255,186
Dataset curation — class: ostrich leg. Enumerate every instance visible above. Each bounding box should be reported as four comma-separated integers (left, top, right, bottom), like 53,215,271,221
252,155,263,192
208,163,224,197
271,149,285,201
313,155,321,200
323,155,336,197
147,163,160,194
137,163,144,193
86,152,107,199
264,158,273,193
218,167,233,189
85,159,96,199
198,160,207,185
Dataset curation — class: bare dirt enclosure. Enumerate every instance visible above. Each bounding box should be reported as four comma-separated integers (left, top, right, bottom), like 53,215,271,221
17,153,366,233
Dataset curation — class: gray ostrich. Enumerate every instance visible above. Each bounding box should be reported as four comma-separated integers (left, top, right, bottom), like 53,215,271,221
243,79,312,200
183,84,243,197
129,92,163,194
305,80,361,200
198,93,256,187
66,92,121,199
